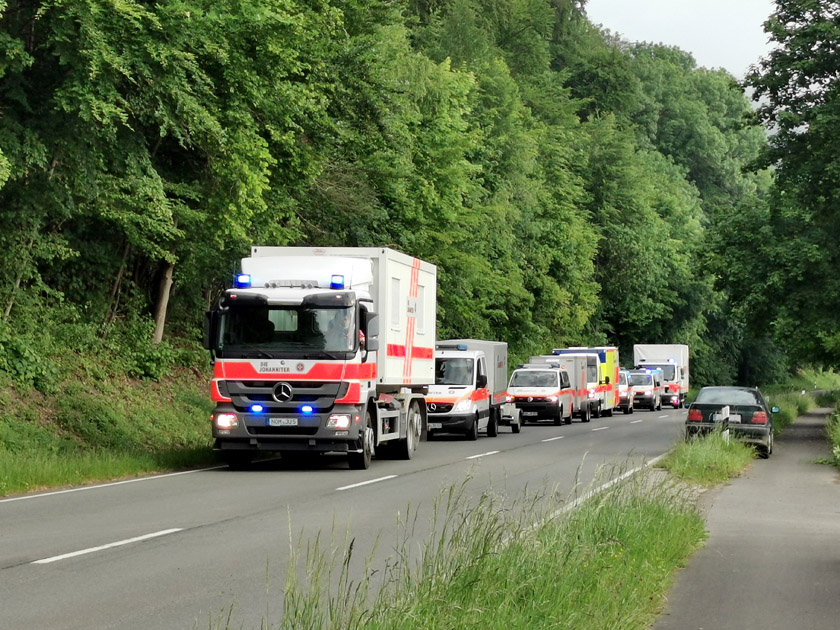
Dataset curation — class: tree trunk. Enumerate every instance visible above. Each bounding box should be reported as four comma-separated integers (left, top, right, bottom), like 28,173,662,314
152,261,175,344
104,240,131,328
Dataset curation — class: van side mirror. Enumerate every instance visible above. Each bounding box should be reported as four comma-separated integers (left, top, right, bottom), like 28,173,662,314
771,406,780,414
476,374,488,388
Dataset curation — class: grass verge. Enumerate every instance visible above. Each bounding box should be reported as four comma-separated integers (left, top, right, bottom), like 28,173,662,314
260,472,706,630
659,429,755,485
0,370,216,496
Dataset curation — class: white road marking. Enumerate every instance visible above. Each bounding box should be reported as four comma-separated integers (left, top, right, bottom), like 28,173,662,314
630,419,644,424
32,529,183,565
658,415,669,418
542,436,565,442
0,466,227,504
592,427,609,432
466,451,499,460
336,475,397,491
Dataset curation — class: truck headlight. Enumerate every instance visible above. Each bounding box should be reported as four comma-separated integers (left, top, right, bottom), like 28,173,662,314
214,413,238,429
327,414,352,429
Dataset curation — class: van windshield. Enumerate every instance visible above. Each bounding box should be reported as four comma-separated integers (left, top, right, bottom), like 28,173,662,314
643,364,676,380
509,370,558,388
628,373,652,386
435,358,474,386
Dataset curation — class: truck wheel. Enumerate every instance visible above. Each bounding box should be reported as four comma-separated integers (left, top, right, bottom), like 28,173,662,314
397,401,422,459
581,404,591,423
593,404,601,419
511,419,521,434
466,413,479,441
349,409,375,469
487,409,498,437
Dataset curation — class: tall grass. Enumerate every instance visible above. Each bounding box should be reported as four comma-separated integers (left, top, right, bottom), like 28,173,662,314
247,471,705,630
660,429,755,485
826,408,840,468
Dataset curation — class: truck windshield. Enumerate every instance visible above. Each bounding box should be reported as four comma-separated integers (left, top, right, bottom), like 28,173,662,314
509,370,558,388
644,364,676,380
435,358,474,386
218,304,356,355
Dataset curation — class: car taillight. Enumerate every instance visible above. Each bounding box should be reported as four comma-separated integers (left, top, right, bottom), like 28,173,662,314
687,409,702,422
751,411,768,424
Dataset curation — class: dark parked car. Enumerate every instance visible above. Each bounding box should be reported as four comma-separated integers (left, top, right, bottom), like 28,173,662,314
685,386,779,458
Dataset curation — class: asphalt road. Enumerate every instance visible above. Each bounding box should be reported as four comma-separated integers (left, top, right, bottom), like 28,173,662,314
1,407,684,630
654,408,840,630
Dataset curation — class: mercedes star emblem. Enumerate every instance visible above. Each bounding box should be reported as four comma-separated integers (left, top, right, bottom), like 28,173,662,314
272,382,294,403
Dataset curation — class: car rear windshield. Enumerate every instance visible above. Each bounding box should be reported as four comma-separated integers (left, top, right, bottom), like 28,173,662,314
694,388,759,405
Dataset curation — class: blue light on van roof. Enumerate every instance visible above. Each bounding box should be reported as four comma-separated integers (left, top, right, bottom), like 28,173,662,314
235,273,252,288
330,274,345,289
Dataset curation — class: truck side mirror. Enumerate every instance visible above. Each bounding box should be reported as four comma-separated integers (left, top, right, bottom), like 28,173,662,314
476,374,488,388
362,311,380,352
604,376,610,385
203,310,219,350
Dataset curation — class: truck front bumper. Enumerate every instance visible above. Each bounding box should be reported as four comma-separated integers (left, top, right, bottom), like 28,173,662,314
211,404,364,453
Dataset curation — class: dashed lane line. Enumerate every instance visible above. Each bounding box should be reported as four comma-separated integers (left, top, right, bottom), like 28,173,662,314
32,529,183,565
336,475,398,491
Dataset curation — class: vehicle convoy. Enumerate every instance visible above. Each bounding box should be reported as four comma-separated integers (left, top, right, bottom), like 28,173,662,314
685,386,779,458
552,346,620,416
633,344,689,408
628,368,662,411
507,363,574,425
426,339,509,440
202,247,437,469
530,353,595,422
616,369,634,414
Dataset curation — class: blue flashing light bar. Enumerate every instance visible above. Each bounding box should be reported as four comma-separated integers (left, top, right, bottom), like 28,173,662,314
330,274,345,290
301,405,314,414
250,404,264,414
235,273,252,288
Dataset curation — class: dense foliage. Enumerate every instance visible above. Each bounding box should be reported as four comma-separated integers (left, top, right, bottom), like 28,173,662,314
0,0,831,401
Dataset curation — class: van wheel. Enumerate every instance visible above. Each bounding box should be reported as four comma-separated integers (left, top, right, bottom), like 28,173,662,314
581,404,591,423
593,404,601,419
487,409,499,437
466,413,479,441
554,406,563,426
512,419,521,434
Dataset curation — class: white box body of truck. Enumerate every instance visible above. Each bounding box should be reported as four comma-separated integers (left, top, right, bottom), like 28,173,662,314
633,344,689,407
204,247,436,469
427,339,509,438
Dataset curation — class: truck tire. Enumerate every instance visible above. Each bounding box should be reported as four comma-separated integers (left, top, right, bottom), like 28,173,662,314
349,409,375,469
487,409,499,437
466,412,479,441
512,418,521,434
581,404,591,423
397,401,422,459
593,403,601,419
